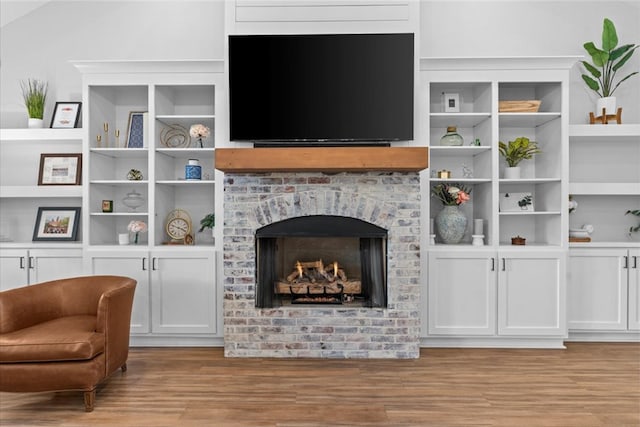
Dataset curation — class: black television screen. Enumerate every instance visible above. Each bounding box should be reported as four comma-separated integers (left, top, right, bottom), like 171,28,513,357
229,33,414,144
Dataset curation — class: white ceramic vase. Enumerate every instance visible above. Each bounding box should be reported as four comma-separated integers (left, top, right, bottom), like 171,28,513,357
596,96,616,115
28,118,44,128
504,166,521,179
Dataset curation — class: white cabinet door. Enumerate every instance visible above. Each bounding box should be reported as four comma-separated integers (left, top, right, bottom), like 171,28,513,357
568,248,628,331
150,250,216,334
628,249,640,331
498,251,565,336
88,251,151,334
0,249,29,291
29,249,84,284
427,250,496,335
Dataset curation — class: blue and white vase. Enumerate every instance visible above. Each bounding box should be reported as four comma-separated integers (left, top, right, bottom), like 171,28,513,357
435,205,467,244
185,159,201,180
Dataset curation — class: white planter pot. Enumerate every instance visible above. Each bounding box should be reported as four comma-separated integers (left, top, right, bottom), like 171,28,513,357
28,118,44,128
596,96,617,115
504,166,521,179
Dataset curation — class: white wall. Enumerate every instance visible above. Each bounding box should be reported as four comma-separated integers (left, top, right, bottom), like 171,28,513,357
1,0,639,126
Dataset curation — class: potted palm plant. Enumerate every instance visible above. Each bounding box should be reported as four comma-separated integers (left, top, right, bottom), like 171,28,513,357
581,18,638,115
198,213,215,238
498,137,541,179
20,78,48,128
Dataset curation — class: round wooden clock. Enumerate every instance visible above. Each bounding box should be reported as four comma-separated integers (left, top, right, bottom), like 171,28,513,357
165,209,192,244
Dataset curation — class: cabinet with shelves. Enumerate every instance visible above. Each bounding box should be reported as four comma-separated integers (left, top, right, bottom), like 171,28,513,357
568,124,640,245
425,248,565,346
0,129,84,244
568,247,640,340
0,247,83,291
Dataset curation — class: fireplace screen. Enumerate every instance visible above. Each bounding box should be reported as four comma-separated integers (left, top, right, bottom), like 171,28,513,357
255,216,387,308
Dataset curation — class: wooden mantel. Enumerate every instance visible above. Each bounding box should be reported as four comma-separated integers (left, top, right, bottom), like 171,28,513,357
215,147,428,173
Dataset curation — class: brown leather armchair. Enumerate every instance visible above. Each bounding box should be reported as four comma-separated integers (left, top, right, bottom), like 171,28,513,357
0,275,136,411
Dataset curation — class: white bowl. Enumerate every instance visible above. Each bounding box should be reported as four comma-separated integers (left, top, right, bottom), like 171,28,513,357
569,229,590,238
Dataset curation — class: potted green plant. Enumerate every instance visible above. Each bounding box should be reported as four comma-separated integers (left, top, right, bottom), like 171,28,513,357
581,18,638,115
498,137,541,179
626,209,640,236
20,78,48,128
198,213,215,238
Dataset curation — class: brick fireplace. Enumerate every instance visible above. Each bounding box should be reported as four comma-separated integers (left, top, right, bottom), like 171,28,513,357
218,147,427,358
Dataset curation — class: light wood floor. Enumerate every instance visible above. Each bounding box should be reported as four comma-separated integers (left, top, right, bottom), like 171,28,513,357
1,343,639,427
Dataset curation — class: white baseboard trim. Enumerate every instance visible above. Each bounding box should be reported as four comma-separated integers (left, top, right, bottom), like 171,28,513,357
419,336,567,349
130,335,224,347
567,331,640,342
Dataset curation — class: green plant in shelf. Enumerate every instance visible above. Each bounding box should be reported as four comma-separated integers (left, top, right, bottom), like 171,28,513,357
20,78,48,119
626,209,640,235
581,18,638,98
498,137,541,167
198,213,215,232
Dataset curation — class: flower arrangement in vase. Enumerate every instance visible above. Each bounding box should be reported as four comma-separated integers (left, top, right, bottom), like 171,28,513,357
190,124,210,148
20,78,48,128
127,220,147,244
431,183,472,244
498,136,541,179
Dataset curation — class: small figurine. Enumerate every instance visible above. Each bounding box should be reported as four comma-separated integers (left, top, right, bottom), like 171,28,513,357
462,163,473,178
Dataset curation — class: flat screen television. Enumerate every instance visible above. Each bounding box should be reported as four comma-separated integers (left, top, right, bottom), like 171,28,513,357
228,33,414,145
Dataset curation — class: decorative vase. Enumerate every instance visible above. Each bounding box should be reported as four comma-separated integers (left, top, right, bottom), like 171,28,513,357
596,96,616,115
435,205,467,244
439,126,464,146
185,159,202,180
28,118,43,129
504,166,521,179
122,190,145,211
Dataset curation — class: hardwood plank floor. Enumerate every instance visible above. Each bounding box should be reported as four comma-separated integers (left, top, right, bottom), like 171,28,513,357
1,343,639,427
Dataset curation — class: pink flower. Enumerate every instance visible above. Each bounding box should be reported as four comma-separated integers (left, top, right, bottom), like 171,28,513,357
127,220,147,233
456,191,470,204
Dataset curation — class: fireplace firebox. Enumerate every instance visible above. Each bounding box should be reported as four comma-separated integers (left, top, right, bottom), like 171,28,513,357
255,215,387,308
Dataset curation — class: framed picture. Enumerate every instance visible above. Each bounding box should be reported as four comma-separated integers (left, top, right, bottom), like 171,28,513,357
32,207,80,241
126,111,147,148
443,93,460,113
499,192,534,212
38,153,82,185
50,102,82,128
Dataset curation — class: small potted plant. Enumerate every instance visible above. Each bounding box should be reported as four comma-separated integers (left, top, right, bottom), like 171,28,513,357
581,18,638,116
198,213,215,238
498,137,541,179
626,209,640,237
20,78,48,128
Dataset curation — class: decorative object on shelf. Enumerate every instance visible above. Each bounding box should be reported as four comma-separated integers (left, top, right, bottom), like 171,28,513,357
432,183,471,244
472,219,484,246
37,153,82,185
498,136,541,179
50,102,81,128
589,107,623,124
118,233,129,245
32,207,80,242
126,169,143,181
569,224,594,242
442,92,460,113
122,190,145,211
127,220,147,245
101,200,113,213
160,124,190,148
500,192,534,212
568,195,578,213
198,213,215,238
115,129,120,147
189,124,210,148
498,100,541,112
439,126,464,146
462,163,473,178
511,236,526,245
185,159,202,180
165,209,193,244
96,134,102,148
470,138,481,146
103,122,109,148
581,18,637,124
126,112,147,148
625,209,640,236
20,78,47,128
437,170,451,178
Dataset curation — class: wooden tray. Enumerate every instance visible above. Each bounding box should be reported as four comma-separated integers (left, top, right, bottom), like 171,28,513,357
499,100,541,112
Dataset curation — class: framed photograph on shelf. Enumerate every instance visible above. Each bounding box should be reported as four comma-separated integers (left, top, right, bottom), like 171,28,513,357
499,192,534,212
50,102,82,128
38,153,82,185
32,207,81,241
443,93,460,113
126,111,147,148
